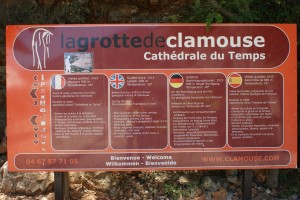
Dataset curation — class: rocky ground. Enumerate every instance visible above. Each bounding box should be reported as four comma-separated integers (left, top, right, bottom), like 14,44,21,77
0,152,299,200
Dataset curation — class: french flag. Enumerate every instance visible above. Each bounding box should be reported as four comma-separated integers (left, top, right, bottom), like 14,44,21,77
51,75,65,90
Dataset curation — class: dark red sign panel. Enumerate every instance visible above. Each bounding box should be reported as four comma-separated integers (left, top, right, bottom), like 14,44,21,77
6,24,297,171
13,25,289,70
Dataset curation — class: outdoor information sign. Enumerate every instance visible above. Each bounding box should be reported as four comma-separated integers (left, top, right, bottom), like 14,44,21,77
6,24,297,171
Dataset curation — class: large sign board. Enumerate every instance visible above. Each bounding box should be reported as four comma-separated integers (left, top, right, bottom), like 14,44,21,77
6,24,297,171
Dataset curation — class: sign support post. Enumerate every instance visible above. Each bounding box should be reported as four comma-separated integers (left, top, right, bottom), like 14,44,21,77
54,172,69,200
242,170,252,200
54,172,63,200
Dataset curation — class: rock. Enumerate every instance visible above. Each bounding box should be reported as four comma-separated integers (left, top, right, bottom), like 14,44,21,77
69,183,84,199
203,191,212,200
94,173,111,190
81,191,97,200
69,171,112,191
226,170,238,185
157,196,170,200
231,196,240,200
228,183,236,191
69,171,82,183
132,193,142,200
40,193,54,200
46,192,55,200
178,174,200,185
252,187,258,196
221,181,229,190
154,175,165,183
226,170,238,177
236,188,243,197
235,179,242,186
254,170,266,183
256,173,266,183
227,176,238,185
0,162,54,195
125,189,133,198
211,187,228,200
193,187,204,197
227,191,235,199
178,175,190,185
194,196,206,200
201,176,220,192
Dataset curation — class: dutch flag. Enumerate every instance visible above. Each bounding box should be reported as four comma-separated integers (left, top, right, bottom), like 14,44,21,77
51,75,65,90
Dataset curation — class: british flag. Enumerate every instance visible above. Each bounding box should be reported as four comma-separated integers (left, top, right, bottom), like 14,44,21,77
110,74,125,89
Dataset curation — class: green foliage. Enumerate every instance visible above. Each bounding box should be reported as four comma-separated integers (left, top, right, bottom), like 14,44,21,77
183,0,299,33
248,0,300,23
182,0,224,31
188,0,205,22
166,14,183,23
163,181,199,199
187,0,223,28
205,12,223,30
278,169,300,198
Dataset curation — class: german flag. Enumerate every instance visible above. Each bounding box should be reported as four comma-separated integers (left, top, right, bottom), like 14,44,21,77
170,74,184,88
228,73,242,88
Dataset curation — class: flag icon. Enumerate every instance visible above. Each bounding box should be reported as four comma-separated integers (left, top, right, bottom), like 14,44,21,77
110,74,125,89
51,75,66,90
170,74,184,88
228,73,242,88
